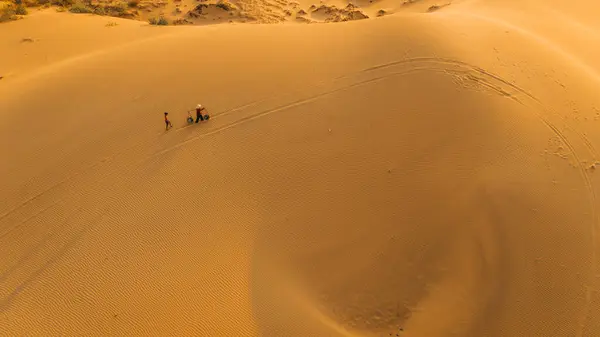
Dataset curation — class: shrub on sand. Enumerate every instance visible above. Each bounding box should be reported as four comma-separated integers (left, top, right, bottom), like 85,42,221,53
69,2,92,13
93,6,104,14
52,0,74,6
15,4,27,14
107,3,126,13
149,16,168,25
0,4,16,22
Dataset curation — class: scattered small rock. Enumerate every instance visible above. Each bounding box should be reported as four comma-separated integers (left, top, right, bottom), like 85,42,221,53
21,37,34,43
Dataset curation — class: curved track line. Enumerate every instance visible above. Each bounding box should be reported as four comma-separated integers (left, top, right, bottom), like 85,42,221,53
0,180,69,223
0,211,108,312
173,99,266,133
147,69,424,158
5,55,597,329
0,199,63,240
147,58,599,336
0,159,106,225
359,56,600,336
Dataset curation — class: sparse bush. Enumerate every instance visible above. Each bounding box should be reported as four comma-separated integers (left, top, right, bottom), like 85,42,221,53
127,0,138,7
69,3,92,13
24,0,41,6
93,6,105,15
149,16,167,25
15,4,27,14
172,17,191,25
0,5,16,22
52,0,74,6
103,3,125,14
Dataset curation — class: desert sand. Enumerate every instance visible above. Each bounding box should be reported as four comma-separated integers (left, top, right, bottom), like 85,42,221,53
2,0,600,335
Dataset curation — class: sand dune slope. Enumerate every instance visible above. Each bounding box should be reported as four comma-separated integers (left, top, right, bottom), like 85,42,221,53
0,11,173,84
2,1,600,336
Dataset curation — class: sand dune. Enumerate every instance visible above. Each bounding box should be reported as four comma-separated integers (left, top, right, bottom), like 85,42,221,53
2,1,600,336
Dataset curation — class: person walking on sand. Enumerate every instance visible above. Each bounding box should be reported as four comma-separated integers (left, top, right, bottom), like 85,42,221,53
195,104,206,123
164,112,173,130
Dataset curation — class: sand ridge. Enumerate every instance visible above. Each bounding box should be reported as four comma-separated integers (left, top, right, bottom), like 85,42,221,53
2,0,452,26
2,0,600,336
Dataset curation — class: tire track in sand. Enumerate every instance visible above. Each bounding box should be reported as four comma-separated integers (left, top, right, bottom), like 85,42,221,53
345,57,599,336
146,56,600,335
4,55,597,329
349,57,600,336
